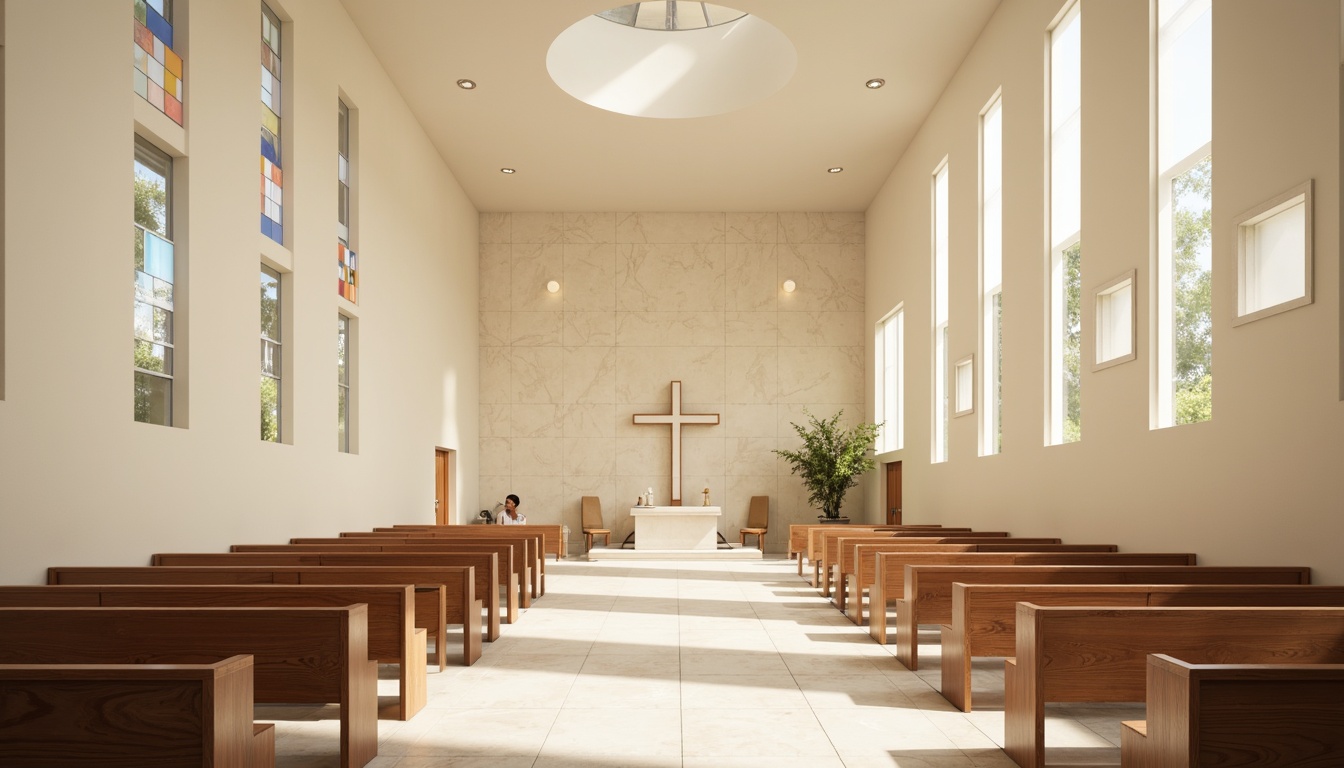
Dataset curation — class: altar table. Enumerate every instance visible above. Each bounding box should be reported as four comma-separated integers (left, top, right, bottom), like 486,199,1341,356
630,506,721,551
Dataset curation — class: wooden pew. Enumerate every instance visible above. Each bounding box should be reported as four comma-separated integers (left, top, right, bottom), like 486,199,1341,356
1003,605,1344,768
47,565,480,667
788,523,946,576
942,579,1333,712
1121,654,1344,768
823,532,1017,602
809,527,979,592
151,551,502,643
0,655,273,767
0,583,430,720
281,537,533,610
389,523,565,562
351,528,547,598
867,552,1199,646
0,605,380,768
841,538,1067,623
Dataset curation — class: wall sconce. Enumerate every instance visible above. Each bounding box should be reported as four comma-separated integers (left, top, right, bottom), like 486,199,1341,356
782,279,796,293
546,280,560,293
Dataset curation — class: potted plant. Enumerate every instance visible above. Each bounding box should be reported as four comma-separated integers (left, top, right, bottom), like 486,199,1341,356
774,409,881,522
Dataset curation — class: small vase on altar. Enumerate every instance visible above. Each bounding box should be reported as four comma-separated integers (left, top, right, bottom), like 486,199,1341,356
702,488,710,506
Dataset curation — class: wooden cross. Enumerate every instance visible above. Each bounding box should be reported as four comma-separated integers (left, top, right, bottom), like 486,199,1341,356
632,381,720,506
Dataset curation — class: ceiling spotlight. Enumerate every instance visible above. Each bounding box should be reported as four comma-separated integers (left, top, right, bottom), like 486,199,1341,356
782,279,796,293
500,168,516,174
546,280,560,294
827,167,844,174
865,78,886,89
457,79,477,90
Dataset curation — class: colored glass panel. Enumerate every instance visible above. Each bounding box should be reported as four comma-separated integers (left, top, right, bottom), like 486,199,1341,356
132,2,182,126
261,4,283,244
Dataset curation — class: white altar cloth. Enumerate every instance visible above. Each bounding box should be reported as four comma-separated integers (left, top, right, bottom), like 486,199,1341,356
630,506,721,551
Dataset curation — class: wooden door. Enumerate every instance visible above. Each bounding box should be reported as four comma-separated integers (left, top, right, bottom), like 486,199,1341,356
434,448,455,525
885,461,902,524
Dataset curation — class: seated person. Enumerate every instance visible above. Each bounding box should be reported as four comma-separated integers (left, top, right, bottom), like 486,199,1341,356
496,494,526,525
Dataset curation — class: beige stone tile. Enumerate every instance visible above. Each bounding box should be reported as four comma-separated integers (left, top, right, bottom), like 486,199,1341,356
479,348,512,403
563,403,617,438
400,708,558,756
779,346,865,404
479,403,510,438
479,311,509,347
727,243,779,311
684,758,843,768
512,403,563,438
564,672,681,709
563,346,617,404
509,311,563,347
779,211,865,245
725,311,779,346
617,212,725,244
678,627,776,652
726,212,780,244
616,311,726,347
615,348,726,404
562,242,617,311
513,212,565,244
563,310,617,347
511,348,565,404
534,756,681,768
813,706,960,752
512,437,563,477
512,242,566,312
564,211,617,244
681,436,726,479
794,673,917,709
723,437,778,477
479,212,511,244
562,437,616,476
680,650,788,676
725,347,779,404
479,437,511,476
477,479,511,512
722,404,778,438
479,243,512,313
615,243,726,313
541,709,682,756
778,243,864,312
778,310,865,347
393,758,535,768
681,673,808,709
508,476,563,524
681,708,837,757
614,437,670,479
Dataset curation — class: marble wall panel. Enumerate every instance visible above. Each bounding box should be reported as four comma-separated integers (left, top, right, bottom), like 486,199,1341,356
725,347,779,404
513,437,564,477
565,212,617,244
615,347,725,404
510,312,563,347
778,311,865,348
479,348,512,404
726,212,779,244
726,244,779,312
564,311,617,347
479,213,511,244
480,403,510,438
616,312,725,347
513,404,563,438
615,436,671,479
511,348,565,404
725,437,779,477
681,436,726,480
510,476,564,525
563,243,617,311
616,243,727,313
617,212,725,244
563,438,617,477
563,346,617,404
778,346,864,404
480,311,509,347
779,212,866,245
478,478,512,513
513,212,565,244
777,244,864,312
724,312,778,347
723,404,779,438
564,403,617,438
511,243,565,312
480,438,512,476
479,243,512,308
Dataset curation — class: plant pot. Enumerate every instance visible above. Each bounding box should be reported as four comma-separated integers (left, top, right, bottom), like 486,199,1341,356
817,516,850,524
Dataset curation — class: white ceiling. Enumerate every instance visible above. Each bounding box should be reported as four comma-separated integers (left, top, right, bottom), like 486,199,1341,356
338,0,1001,213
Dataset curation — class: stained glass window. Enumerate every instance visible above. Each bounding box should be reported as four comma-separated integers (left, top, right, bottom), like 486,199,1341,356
134,137,174,425
133,0,184,125
261,3,283,243
337,100,357,303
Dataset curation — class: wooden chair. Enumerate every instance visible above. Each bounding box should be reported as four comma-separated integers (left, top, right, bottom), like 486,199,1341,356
581,496,611,550
739,496,769,549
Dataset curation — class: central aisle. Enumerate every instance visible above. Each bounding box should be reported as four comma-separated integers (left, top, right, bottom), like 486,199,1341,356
280,557,1133,767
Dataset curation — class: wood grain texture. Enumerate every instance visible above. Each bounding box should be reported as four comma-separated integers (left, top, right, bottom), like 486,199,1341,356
356,528,547,597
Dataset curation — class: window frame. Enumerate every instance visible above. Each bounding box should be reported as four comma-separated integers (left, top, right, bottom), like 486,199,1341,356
874,304,905,453
337,312,354,453
932,159,950,464
260,265,282,442
979,91,1003,456
133,135,177,427
1047,0,1082,446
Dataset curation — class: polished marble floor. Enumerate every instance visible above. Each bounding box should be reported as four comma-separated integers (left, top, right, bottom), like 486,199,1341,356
259,556,1136,767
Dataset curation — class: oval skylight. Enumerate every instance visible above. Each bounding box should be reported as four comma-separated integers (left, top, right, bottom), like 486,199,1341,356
547,2,796,119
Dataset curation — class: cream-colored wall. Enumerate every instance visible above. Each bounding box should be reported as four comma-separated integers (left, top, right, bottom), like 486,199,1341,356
478,212,865,553
0,0,479,583
866,0,1344,583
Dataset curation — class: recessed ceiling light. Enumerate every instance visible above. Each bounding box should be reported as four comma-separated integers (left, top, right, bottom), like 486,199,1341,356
865,78,885,89
827,167,844,174
500,168,516,174
457,79,477,90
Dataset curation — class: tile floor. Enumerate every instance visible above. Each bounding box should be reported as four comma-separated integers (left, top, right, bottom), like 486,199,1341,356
258,556,1138,767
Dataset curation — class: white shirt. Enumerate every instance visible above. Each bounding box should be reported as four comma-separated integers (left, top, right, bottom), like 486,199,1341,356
497,511,526,525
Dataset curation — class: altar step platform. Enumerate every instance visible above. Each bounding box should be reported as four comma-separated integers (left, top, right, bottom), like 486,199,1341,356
585,545,762,561
584,504,762,560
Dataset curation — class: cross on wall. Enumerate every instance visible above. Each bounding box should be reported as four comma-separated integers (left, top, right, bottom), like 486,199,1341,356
632,381,720,506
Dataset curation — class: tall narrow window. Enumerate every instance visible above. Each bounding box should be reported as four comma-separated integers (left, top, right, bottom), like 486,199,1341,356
875,306,904,453
260,266,281,442
260,3,283,244
337,99,357,303
337,314,352,453
133,138,175,426
1049,2,1082,445
133,0,184,124
1156,0,1212,427
933,161,950,463
980,93,1003,456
